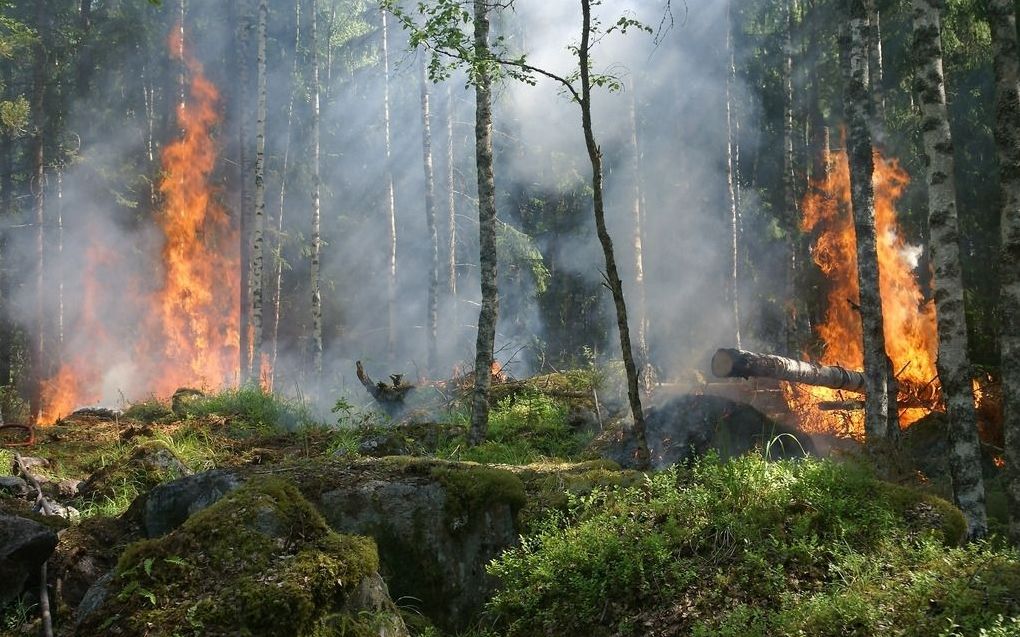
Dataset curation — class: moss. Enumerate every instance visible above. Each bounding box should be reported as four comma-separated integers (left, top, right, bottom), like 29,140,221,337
122,398,174,423
429,463,526,531
877,482,968,546
78,476,379,637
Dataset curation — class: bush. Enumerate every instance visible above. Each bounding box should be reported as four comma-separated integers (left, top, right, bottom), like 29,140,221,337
174,386,315,433
485,454,1019,636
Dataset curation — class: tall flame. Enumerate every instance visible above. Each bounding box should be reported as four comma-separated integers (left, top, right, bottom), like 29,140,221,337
37,26,238,423
785,147,940,438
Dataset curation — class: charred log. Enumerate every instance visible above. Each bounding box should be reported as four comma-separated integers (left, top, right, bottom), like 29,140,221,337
712,348,866,392
356,361,414,407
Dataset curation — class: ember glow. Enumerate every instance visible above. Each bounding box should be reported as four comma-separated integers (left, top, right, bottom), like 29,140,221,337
784,147,940,439
37,27,238,423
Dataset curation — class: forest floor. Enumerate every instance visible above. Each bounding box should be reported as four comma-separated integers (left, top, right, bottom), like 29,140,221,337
1,371,1019,636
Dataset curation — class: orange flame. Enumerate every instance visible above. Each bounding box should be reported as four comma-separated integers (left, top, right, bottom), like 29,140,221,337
785,147,940,438
37,25,238,423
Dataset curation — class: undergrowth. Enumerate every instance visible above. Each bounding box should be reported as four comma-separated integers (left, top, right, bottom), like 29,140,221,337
437,391,590,464
483,454,1019,637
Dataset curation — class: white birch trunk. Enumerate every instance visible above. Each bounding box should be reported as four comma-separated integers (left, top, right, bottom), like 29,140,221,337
912,0,987,538
846,0,897,443
987,0,1020,543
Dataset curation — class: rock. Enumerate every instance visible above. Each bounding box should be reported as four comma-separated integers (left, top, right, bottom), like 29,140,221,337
51,517,131,611
171,387,205,415
15,456,49,470
591,394,816,469
0,475,30,498
75,571,114,624
78,477,405,637
142,469,242,537
0,515,59,607
358,433,409,457
69,407,122,421
81,442,192,501
313,458,524,631
39,499,80,522
58,478,84,498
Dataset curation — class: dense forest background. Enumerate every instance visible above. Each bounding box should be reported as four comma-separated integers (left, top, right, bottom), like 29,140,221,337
0,0,1013,415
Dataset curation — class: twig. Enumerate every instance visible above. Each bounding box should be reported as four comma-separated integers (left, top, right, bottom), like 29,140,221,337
14,454,52,516
39,563,53,637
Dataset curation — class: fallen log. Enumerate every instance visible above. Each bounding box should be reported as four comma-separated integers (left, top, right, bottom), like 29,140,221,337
711,348,866,392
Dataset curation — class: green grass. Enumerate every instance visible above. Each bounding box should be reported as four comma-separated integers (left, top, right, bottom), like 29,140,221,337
484,454,1018,637
174,386,317,433
436,391,590,465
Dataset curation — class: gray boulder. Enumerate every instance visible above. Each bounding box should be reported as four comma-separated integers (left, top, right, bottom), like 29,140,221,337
0,476,30,498
0,515,59,607
142,469,242,537
592,394,815,469
314,459,524,632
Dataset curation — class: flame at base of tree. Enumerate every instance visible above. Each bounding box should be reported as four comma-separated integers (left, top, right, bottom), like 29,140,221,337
37,26,238,424
784,147,940,439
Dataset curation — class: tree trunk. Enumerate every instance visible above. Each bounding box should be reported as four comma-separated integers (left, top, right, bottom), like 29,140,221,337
987,0,1020,544
725,0,742,351
628,79,652,387
271,0,301,389
579,0,650,469
469,0,499,446
250,0,268,385
712,348,867,391
783,0,800,355
846,0,898,443
420,57,439,372
446,83,458,326
381,8,397,360
911,0,987,539
30,0,46,422
56,167,63,350
865,0,885,121
236,0,252,382
310,0,323,378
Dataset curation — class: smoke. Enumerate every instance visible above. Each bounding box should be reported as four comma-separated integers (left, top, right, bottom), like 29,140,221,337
3,0,762,415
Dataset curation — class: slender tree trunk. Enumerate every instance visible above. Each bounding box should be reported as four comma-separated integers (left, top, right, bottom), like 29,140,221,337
912,0,987,538
627,81,653,389
30,0,46,422
271,0,301,389
987,0,1020,544
846,0,898,444
865,0,885,122
783,0,800,355
178,0,186,109
726,0,742,350
381,8,397,360
143,66,157,206
250,0,268,385
236,0,253,382
56,167,63,349
446,84,458,327
310,0,323,378
579,0,649,469
420,57,439,372
469,0,498,445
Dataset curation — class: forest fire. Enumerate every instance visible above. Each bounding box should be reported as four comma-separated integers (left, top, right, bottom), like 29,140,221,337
783,148,940,438
36,28,238,423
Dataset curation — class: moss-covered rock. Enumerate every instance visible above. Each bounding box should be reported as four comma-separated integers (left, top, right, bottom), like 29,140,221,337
510,459,643,531
76,476,404,637
308,457,524,632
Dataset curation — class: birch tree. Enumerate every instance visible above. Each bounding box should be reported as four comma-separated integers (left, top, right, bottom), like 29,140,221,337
250,0,268,385
912,0,987,538
271,0,302,387
420,56,440,372
845,0,898,443
310,0,323,378
987,0,1020,543
381,8,398,360
30,0,46,421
